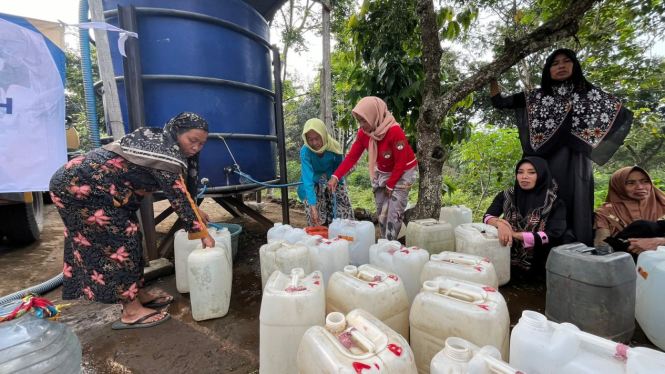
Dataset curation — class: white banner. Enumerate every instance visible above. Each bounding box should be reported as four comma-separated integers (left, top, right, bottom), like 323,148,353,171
0,15,67,192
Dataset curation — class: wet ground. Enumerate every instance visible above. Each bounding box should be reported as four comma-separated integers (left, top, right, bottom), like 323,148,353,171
0,199,658,373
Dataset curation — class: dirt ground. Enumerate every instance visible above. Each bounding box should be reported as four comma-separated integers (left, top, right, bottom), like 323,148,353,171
0,199,658,373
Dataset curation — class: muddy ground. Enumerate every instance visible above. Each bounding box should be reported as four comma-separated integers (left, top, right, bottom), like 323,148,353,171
0,199,658,373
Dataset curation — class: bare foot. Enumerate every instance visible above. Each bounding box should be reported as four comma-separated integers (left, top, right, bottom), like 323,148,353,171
137,288,172,305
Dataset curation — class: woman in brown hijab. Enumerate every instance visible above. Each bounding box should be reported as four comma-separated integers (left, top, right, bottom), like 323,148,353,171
594,166,665,255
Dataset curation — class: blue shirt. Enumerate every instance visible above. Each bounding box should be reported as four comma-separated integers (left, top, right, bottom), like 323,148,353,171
297,145,344,205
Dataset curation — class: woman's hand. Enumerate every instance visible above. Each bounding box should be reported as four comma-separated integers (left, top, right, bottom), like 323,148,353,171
198,209,211,224
512,232,524,242
384,188,393,198
310,205,322,226
497,223,514,247
201,235,215,249
327,177,338,193
627,238,665,254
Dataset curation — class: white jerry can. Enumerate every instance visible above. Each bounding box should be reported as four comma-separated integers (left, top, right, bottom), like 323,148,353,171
420,251,499,290
297,309,418,373
328,218,376,266
510,310,665,374
370,241,429,306
455,223,510,286
439,205,473,230
174,229,199,293
305,236,350,286
260,268,325,374
188,242,232,321
406,218,455,254
326,265,410,342
635,247,665,351
410,277,510,374
260,240,310,290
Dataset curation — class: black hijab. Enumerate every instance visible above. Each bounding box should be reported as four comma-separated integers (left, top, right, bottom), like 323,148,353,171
503,156,558,270
520,49,633,165
512,157,556,220
541,48,591,95
103,112,209,189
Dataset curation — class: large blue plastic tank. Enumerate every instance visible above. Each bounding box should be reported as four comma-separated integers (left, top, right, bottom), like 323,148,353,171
101,0,277,190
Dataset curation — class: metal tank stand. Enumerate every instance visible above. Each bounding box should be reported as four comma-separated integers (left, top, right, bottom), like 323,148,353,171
114,4,290,261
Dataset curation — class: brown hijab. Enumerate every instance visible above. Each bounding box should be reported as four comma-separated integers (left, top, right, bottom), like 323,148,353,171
594,166,665,236
352,97,399,180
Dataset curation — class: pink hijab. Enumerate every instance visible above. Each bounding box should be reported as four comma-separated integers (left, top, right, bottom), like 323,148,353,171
352,97,400,179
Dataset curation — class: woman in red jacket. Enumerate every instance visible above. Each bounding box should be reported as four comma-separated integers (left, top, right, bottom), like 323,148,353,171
328,97,418,240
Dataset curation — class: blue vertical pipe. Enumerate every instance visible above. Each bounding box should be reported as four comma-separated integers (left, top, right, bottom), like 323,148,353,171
79,0,101,148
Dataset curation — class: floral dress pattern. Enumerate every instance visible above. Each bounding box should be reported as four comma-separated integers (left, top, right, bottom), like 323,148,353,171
50,149,208,304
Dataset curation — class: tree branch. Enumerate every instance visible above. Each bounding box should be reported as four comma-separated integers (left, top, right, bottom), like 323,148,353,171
626,144,641,166
434,0,598,117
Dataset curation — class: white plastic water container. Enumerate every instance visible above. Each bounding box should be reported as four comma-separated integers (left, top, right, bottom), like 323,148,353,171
209,226,233,259
410,277,510,374
420,251,499,290
0,313,82,374
188,242,232,321
328,218,376,266
370,241,429,306
368,238,393,263
455,223,510,286
260,268,325,374
267,222,293,241
439,205,473,230
430,337,521,374
175,229,200,293
306,236,350,286
326,264,410,342
267,222,308,244
297,309,418,373
406,218,455,253
636,247,665,351
510,310,665,374
260,240,311,290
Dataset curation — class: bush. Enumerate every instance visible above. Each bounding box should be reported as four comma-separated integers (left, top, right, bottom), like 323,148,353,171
286,160,302,183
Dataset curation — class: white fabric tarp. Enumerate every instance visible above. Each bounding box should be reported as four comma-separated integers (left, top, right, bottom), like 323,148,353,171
0,16,66,192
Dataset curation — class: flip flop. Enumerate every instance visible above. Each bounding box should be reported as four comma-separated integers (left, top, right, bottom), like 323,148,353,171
111,312,171,330
142,295,174,309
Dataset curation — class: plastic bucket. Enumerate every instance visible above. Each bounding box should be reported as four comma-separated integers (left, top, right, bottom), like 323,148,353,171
212,223,242,261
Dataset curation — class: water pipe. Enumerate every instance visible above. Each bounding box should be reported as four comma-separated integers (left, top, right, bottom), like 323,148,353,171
79,0,101,148
0,273,64,306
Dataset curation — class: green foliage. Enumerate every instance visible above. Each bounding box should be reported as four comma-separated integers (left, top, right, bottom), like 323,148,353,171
286,160,302,183
65,40,106,151
448,126,523,212
336,0,477,150
348,169,372,189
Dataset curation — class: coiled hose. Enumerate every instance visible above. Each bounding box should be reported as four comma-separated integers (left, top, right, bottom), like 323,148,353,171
79,0,101,148
0,273,64,306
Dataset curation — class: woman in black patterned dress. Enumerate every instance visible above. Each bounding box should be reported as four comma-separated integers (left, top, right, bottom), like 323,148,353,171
49,112,214,329
489,49,633,245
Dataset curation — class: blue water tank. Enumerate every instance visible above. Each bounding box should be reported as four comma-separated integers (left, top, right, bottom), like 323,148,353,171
102,0,277,190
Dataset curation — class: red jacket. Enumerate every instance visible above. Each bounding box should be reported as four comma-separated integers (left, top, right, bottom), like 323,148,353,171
333,126,417,190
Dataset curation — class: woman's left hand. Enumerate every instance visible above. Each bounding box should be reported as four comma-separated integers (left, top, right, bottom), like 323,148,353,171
198,209,211,224
627,238,665,254
384,189,393,198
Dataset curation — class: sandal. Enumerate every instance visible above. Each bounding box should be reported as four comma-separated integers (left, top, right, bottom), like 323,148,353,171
111,311,170,330
142,295,174,309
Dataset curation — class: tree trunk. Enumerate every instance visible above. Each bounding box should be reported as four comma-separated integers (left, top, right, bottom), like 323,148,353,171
408,0,598,222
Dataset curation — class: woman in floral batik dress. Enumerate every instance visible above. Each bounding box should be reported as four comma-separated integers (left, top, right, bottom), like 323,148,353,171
50,112,214,329
489,49,633,245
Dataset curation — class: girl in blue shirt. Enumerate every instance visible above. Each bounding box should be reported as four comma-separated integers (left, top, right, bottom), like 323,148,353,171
298,118,355,226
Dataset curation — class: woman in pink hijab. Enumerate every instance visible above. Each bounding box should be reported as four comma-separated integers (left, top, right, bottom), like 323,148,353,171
328,97,418,239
